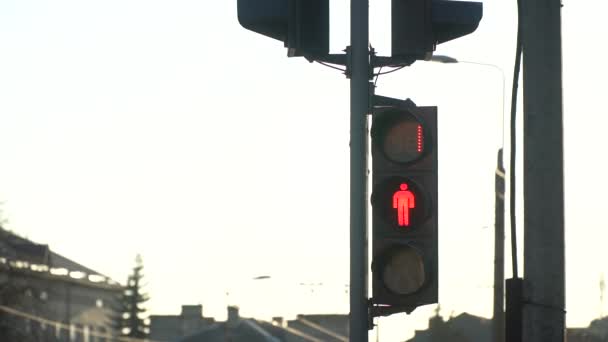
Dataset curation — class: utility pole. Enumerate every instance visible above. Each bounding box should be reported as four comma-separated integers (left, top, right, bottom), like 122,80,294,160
494,149,505,342
522,0,565,339
349,0,370,340
236,2,481,340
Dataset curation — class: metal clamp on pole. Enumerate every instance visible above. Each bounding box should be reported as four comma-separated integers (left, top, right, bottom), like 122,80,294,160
372,95,417,112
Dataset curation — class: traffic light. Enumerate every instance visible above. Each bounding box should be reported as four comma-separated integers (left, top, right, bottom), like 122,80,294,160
392,0,483,60
237,0,329,57
370,99,438,315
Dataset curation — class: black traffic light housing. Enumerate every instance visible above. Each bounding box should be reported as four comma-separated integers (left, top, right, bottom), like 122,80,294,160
237,0,329,57
370,98,438,315
392,0,483,60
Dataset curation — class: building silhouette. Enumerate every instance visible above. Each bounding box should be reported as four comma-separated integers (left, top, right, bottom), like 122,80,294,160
0,227,123,341
406,312,491,342
150,303,349,342
149,304,215,341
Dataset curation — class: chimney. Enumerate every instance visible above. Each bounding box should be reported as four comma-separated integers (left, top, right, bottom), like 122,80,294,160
227,306,240,327
181,305,203,318
272,317,285,327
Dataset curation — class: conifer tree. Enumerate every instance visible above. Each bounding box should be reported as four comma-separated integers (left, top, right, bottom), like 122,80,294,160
113,254,150,339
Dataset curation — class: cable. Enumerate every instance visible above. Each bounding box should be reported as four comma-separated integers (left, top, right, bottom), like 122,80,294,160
373,65,407,87
373,66,383,86
315,61,346,72
374,66,406,76
510,0,524,279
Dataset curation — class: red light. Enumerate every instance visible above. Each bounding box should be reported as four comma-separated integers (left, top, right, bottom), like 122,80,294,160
417,124,423,153
392,183,416,227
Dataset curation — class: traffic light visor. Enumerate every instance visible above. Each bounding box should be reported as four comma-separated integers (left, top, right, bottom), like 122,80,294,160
237,0,288,42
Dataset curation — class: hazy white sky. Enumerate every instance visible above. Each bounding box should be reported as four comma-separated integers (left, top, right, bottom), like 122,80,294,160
1,0,607,340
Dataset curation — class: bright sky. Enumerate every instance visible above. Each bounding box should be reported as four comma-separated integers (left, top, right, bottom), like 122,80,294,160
0,0,607,341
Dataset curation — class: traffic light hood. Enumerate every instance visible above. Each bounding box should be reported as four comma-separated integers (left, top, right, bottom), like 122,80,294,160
392,0,483,59
237,0,329,56
432,0,483,44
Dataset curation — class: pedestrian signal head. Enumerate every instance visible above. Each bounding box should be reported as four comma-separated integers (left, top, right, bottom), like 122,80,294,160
237,0,330,57
391,0,483,60
370,100,438,316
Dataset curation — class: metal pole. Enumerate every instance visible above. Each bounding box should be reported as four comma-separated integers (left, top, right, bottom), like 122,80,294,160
349,0,369,340
521,0,565,339
494,149,505,342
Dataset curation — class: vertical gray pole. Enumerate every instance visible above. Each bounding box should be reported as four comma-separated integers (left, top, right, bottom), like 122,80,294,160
349,0,369,340
494,149,505,342
522,0,565,339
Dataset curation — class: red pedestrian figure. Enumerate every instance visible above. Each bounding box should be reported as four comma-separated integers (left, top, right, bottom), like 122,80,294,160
393,183,415,226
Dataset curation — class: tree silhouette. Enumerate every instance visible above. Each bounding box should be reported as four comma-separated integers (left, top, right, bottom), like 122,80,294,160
113,254,150,339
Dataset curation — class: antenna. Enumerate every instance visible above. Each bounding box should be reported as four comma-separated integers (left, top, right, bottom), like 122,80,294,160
600,274,605,318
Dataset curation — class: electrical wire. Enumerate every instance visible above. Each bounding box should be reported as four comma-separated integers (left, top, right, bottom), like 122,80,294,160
373,65,407,87
373,66,383,86
374,66,406,76
510,0,524,279
314,60,346,72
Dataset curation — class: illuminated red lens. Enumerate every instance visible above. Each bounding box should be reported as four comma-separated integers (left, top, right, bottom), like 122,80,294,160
393,183,416,227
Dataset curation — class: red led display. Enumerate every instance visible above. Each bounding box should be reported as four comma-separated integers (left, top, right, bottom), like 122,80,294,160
417,124,423,153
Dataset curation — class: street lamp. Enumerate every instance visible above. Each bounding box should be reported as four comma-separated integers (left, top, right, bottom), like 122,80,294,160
430,54,507,342
429,55,506,148
252,275,272,280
